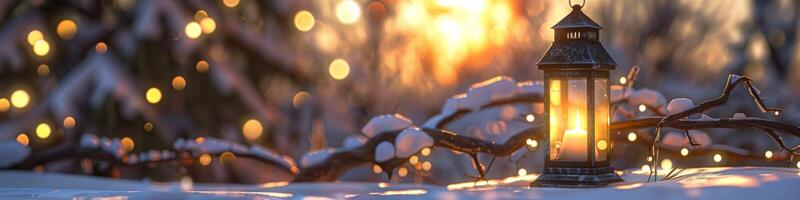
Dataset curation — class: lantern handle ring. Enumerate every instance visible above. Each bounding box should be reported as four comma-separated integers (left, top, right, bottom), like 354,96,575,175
569,0,586,8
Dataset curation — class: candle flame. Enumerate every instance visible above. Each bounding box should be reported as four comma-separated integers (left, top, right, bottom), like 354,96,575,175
573,110,582,130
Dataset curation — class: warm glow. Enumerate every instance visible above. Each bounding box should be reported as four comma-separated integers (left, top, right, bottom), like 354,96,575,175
526,139,538,149
10,90,30,108
145,88,162,104
714,154,722,163
619,76,627,85
680,175,759,188
638,104,647,112
409,155,419,165
172,76,187,90
33,40,50,56
517,168,527,176
35,123,51,139
199,154,212,166
292,91,311,108
196,60,209,72
95,42,107,53
37,64,49,76
293,10,315,32
525,114,535,122
220,151,236,163
242,119,263,140
185,22,202,39
557,111,587,160
0,98,9,112
647,156,653,162
194,10,208,21
627,132,637,142
397,167,408,177
681,148,689,156
144,122,153,132
372,164,382,174
661,159,673,170
56,19,78,39
328,58,350,80
223,0,240,8
796,161,800,169
63,116,76,129
27,30,44,45
596,140,608,151
420,147,431,156
16,133,29,146
200,17,216,34
764,150,773,159
336,0,362,24
121,137,134,152
422,161,432,171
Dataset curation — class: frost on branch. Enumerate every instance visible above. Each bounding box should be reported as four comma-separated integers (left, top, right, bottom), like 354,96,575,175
394,127,434,158
361,114,412,138
667,98,695,114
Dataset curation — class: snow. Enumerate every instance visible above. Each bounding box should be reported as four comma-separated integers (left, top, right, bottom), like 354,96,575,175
300,148,336,167
343,135,368,150
80,134,100,148
667,98,694,114
0,167,797,199
375,141,395,162
610,85,632,102
628,89,667,110
421,115,446,129
464,76,517,111
690,114,719,121
662,130,712,150
516,81,544,96
441,93,467,116
394,127,434,158
362,114,414,138
250,145,298,171
0,140,29,168
733,113,747,119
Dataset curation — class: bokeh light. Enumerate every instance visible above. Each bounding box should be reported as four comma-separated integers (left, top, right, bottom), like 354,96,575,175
121,137,134,152
223,0,240,8
328,58,350,80
336,0,362,24
56,19,78,39
293,10,315,32
16,133,29,146
10,89,30,108
714,154,722,163
35,123,51,139
627,132,637,142
185,22,202,39
63,116,76,129
200,17,216,34
33,40,50,56
145,87,162,104
681,148,689,156
27,30,43,45
37,64,49,76
0,98,9,112
199,153,212,166
242,119,263,140
172,76,187,90
95,42,108,53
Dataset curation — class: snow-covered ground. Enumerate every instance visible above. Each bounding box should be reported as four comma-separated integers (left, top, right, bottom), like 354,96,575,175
0,167,798,199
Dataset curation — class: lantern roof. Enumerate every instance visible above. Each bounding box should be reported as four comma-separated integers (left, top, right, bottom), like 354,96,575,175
552,5,602,29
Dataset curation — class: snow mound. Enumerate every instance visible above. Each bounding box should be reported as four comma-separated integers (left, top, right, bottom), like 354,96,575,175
249,145,297,171
441,93,467,116
732,113,747,119
667,98,694,114
464,76,517,111
610,85,633,102
342,135,367,150
394,127,434,158
0,140,30,167
516,81,544,96
375,142,395,162
300,148,336,167
361,114,413,138
422,115,446,129
662,130,712,149
628,89,666,110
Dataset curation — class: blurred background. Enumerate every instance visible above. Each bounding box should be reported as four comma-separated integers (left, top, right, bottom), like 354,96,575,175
0,0,799,185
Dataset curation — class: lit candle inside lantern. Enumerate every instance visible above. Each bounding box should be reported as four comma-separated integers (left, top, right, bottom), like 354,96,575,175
557,111,587,161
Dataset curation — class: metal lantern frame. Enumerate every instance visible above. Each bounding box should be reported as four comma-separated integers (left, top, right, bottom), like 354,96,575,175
532,4,623,188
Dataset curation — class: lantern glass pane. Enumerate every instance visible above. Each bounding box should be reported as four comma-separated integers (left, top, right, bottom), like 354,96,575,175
549,78,588,161
594,78,609,161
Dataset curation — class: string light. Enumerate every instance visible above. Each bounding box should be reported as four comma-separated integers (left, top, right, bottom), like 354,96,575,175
220,152,236,163
397,167,408,177
372,164,382,174
292,91,311,108
145,87,162,104
185,22,202,39
422,161,432,171
27,30,43,45
796,161,800,169
336,0,362,24
242,119,263,140
619,76,627,84
409,155,419,165
328,58,350,80
143,122,153,132
33,40,50,56
172,76,186,90
596,140,608,151
627,132,637,142
764,150,773,159
774,111,780,116
638,104,647,112
293,10,315,32
56,19,78,39
660,159,673,170
420,147,431,156
525,114,535,122
196,60,209,72
223,0,240,8
198,154,212,166
63,116,76,129
16,133,29,146
517,168,527,176
121,137,134,152
713,154,722,163
10,90,30,108
200,17,216,34
194,10,208,21
526,139,538,150
37,64,49,76
646,156,653,162
35,123,51,139
0,98,9,112
680,148,689,156
95,42,108,53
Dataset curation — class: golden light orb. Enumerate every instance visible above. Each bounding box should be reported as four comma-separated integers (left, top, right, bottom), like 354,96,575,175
16,133,29,146
35,123,51,139
525,114,535,123
27,30,44,45
194,10,208,21
37,64,49,76
196,60,209,72
526,139,538,150
10,90,31,108
56,19,78,39
220,151,236,163
409,155,419,165
293,10,315,32
490,25,509,45
292,91,311,108
422,161,432,171
397,167,408,177
660,159,673,170
764,150,773,159
198,153,212,166
713,154,722,163
33,40,50,56
63,116,76,129
619,76,627,85
336,0,362,24
680,148,689,156
145,87,162,104
0,98,10,112
596,140,608,151
627,132,637,142
172,76,186,90
372,164,383,174
223,0,240,8
420,147,431,156
796,161,800,169
200,17,216,34
328,58,350,80
646,156,653,162
242,119,263,140
143,122,153,132
517,168,527,176
185,22,202,39
121,137,135,152
95,42,108,53
638,104,647,112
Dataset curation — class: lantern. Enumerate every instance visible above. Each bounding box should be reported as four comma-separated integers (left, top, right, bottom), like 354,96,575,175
531,3,623,188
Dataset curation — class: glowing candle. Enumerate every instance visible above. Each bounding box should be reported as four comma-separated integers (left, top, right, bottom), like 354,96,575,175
557,111,587,161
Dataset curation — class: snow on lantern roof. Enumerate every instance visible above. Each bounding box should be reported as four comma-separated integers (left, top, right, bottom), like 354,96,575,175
552,5,602,30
